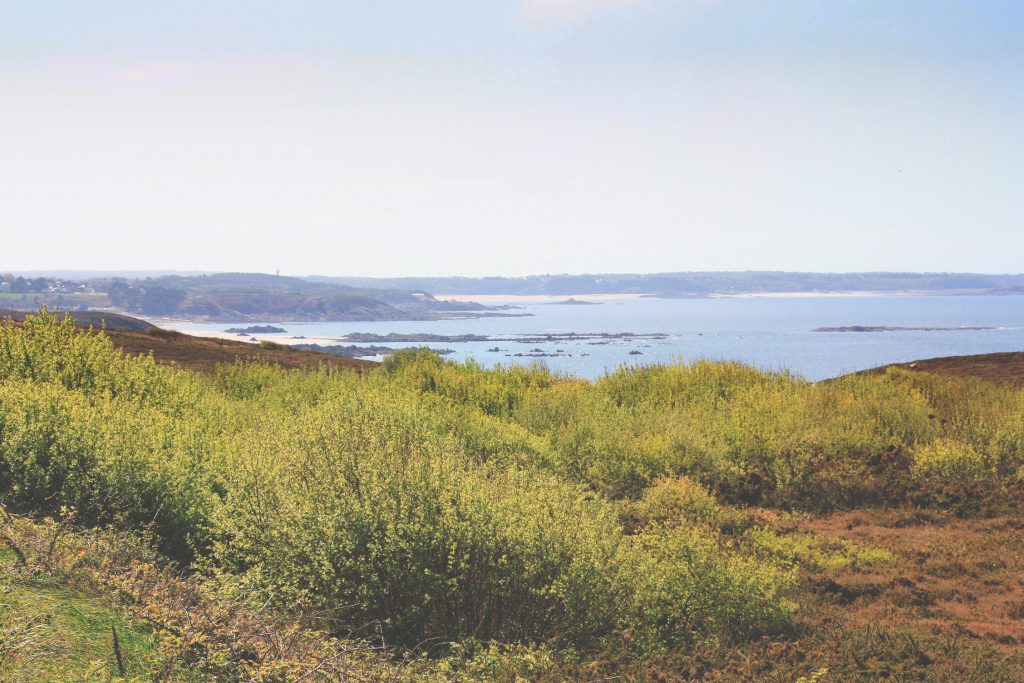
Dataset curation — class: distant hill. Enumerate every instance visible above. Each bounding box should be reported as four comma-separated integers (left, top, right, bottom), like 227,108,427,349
310,271,1024,297
7,271,1022,320
0,272,490,322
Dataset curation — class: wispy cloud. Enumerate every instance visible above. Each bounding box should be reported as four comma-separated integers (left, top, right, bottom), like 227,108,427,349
521,0,640,20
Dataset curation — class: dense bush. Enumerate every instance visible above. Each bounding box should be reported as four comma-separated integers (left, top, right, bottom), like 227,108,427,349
207,391,632,647
630,476,722,528
387,352,1023,507
631,524,794,648
911,437,989,481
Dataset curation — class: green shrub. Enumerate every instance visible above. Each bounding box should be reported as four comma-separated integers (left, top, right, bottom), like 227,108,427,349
744,526,893,571
205,386,794,649
0,380,216,561
629,524,795,648
207,392,629,646
911,438,989,481
145,325,181,338
0,308,170,401
632,476,721,527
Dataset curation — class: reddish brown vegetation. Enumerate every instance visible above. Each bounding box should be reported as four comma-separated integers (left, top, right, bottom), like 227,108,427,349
788,509,1024,648
864,352,1024,388
105,328,377,372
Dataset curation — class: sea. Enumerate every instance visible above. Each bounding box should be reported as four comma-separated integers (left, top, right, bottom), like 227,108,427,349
169,295,1024,381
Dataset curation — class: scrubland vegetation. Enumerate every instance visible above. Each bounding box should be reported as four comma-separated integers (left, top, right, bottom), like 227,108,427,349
2,310,1024,681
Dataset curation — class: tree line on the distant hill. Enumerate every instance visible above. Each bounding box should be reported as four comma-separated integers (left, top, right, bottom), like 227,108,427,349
318,271,1024,296
0,274,96,294
1,272,490,321
107,281,188,316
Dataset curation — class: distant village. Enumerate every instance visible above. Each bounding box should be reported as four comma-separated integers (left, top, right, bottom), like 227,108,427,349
0,274,96,295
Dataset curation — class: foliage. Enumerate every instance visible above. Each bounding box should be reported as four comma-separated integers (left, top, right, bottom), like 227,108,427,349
628,476,722,528
911,437,989,481
744,526,893,572
629,524,795,649
0,507,401,682
2,311,1024,676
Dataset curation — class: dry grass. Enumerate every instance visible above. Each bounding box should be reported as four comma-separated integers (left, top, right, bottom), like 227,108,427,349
788,509,1024,646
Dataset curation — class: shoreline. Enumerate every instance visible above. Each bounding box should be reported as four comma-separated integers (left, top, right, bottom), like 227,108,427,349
712,290,942,299
436,289,1022,304
140,288,1022,329
162,328,355,347
434,293,646,304
711,290,896,299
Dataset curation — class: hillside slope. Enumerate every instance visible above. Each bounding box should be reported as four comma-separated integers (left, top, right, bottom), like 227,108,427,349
0,308,151,331
103,272,488,321
105,328,378,371
859,351,1024,387
1,309,377,371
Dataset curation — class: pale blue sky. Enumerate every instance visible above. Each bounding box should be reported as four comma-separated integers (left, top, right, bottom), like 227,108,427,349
1,1,1021,276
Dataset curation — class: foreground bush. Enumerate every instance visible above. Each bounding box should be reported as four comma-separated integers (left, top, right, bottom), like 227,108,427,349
207,388,797,649
0,313,797,655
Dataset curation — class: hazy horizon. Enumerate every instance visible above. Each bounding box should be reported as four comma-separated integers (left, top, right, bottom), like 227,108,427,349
3,1,1022,276
7,268,1024,281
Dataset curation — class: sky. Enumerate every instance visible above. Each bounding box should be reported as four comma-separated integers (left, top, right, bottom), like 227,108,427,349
1,1,1022,277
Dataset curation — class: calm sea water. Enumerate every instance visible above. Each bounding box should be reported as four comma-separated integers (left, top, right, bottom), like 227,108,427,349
171,296,1024,381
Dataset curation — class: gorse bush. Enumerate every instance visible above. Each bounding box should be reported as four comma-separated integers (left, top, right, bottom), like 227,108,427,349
911,438,989,481
1,311,1023,660
210,402,634,646
0,312,216,560
0,379,218,562
0,309,173,402
204,385,788,649
631,524,795,648
631,476,722,528
387,352,1024,507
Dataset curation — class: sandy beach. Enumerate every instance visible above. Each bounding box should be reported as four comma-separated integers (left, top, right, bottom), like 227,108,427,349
161,327,353,347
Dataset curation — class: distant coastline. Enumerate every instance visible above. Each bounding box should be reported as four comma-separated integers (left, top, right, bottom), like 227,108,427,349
434,293,645,304
438,289,1024,304
816,325,997,333
6,272,1022,323
714,289,1024,299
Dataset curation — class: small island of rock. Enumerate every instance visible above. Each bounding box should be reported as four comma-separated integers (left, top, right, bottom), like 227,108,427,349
224,325,288,334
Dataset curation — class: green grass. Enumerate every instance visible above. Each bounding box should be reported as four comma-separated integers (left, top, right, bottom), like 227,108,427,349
0,551,161,682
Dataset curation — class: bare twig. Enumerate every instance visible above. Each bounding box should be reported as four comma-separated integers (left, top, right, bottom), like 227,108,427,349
0,527,28,568
112,624,126,676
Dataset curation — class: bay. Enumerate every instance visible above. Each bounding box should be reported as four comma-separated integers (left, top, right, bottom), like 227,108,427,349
170,295,1024,381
